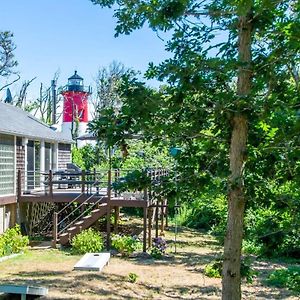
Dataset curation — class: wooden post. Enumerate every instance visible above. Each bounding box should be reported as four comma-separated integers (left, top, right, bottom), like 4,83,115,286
160,200,165,236
114,206,119,233
93,168,96,194
148,207,153,248
49,170,53,198
17,170,22,201
155,199,159,238
106,169,112,250
114,169,120,196
81,170,86,193
165,199,169,229
143,206,147,252
52,212,58,248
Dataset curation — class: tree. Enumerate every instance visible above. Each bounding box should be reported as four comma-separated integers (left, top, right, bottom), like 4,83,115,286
90,1,300,299
91,61,135,117
14,77,36,108
0,31,19,92
26,71,63,124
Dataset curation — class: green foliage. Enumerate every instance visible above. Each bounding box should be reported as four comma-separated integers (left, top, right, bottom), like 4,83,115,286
204,257,257,283
113,170,151,192
71,228,104,254
204,260,222,278
127,272,138,283
121,141,172,170
0,31,18,77
242,240,263,256
91,0,300,271
0,225,29,257
267,266,300,293
178,193,227,230
244,195,300,257
111,234,142,256
72,144,105,170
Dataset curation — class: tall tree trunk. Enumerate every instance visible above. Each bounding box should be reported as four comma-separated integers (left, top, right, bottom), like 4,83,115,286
222,7,253,300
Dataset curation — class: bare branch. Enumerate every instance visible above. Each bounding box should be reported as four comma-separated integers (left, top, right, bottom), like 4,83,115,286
0,74,20,92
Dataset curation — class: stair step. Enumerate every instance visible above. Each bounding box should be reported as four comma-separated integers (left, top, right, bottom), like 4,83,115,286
56,202,108,246
67,226,77,232
74,220,84,226
59,232,69,238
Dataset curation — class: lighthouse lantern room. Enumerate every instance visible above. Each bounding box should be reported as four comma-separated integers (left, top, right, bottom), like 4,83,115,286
61,71,91,147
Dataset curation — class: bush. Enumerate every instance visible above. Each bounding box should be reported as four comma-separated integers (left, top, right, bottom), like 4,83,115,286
111,234,141,256
150,237,167,259
128,272,138,283
204,260,222,278
71,228,104,254
112,170,151,193
204,257,257,283
178,194,227,230
0,225,29,257
267,266,300,293
244,207,300,257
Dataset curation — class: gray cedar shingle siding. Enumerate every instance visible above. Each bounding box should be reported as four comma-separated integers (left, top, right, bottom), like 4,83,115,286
58,144,72,169
16,137,25,187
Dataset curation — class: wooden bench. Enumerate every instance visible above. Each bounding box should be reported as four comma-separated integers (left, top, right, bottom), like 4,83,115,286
0,284,48,300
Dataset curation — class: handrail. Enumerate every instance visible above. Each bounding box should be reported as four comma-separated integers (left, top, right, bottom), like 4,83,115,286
54,170,108,238
56,172,106,215
57,188,99,227
58,193,106,235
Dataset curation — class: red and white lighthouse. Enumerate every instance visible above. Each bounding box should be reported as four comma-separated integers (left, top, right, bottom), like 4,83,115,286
61,71,91,146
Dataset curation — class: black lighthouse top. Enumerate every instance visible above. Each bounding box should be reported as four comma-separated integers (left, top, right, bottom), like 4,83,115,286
67,70,84,91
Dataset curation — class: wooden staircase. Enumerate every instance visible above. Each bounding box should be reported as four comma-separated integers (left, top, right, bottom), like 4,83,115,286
57,203,108,245
53,181,109,246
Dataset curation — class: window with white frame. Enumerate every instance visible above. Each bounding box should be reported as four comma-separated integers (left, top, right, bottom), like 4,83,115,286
0,134,15,195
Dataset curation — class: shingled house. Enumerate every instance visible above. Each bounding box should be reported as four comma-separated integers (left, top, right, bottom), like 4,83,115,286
0,102,73,234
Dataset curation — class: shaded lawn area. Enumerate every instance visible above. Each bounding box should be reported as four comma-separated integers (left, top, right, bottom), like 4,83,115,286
0,226,298,300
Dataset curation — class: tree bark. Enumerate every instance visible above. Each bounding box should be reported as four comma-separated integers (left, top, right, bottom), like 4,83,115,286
222,7,253,300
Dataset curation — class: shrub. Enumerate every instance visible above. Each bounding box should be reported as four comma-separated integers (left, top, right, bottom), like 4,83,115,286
204,257,257,283
112,170,151,193
204,259,222,278
0,225,29,257
178,194,227,231
267,266,300,293
242,239,264,256
128,272,138,283
150,237,167,259
111,234,141,256
71,228,104,254
244,207,300,257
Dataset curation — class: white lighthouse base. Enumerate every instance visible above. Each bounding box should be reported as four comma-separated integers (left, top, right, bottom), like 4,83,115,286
62,122,90,148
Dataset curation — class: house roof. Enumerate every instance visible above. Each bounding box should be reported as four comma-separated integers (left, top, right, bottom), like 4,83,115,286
0,102,73,143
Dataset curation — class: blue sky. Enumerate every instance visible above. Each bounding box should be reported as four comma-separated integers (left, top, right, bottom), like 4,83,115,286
0,0,170,100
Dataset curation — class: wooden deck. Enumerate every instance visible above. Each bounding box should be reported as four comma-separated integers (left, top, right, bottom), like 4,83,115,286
19,188,148,207
17,169,168,251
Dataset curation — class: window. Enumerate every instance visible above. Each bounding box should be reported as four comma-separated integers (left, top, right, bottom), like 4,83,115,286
0,134,15,195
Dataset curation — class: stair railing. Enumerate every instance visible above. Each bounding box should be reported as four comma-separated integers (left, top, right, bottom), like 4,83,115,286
57,192,106,235
53,171,108,244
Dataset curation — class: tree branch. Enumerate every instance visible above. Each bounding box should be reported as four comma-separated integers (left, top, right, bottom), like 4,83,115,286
0,74,20,92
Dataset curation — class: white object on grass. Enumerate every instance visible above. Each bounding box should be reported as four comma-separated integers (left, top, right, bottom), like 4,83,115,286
73,252,110,271
0,284,48,300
